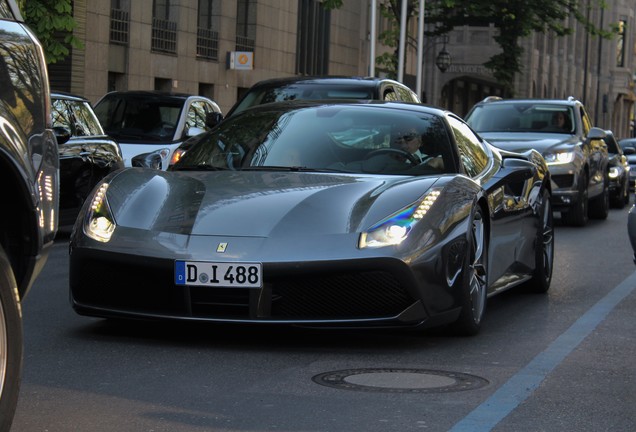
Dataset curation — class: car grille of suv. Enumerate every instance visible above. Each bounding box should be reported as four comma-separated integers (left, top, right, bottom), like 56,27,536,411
552,174,575,189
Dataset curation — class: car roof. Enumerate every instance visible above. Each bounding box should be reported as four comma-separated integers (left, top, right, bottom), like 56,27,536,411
51,91,90,103
233,98,447,117
474,96,582,107
246,76,405,89
100,90,192,98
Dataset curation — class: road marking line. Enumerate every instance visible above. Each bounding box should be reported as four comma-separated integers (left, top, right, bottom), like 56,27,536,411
449,270,636,432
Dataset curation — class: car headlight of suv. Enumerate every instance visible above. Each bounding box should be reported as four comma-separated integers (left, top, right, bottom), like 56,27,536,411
609,166,621,179
84,183,116,243
543,150,575,165
359,189,441,248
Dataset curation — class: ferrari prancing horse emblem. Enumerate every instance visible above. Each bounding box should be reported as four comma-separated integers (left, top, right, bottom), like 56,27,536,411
217,242,228,253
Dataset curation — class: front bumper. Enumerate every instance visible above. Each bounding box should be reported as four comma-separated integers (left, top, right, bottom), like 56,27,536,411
69,246,452,328
548,164,581,211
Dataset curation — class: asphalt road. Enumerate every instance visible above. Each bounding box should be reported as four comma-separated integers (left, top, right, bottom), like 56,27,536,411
11,204,636,431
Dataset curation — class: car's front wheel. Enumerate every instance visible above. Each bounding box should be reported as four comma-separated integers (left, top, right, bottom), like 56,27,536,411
525,189,554,293
0,245,22,432
451,207,488,336
589,174,609,219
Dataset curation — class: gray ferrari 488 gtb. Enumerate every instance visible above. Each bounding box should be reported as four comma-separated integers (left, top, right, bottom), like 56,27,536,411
69,100,554,336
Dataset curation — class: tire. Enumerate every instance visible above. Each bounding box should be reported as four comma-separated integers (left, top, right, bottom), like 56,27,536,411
451,206,488,336
0,245,22,432
525,189,554,293
588,174,609,219
612,181,627,209
561,172,588,227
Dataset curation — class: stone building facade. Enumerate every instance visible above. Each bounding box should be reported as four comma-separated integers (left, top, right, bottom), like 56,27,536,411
53,0,636,138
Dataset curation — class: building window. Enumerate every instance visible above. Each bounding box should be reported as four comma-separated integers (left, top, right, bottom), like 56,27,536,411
197,0,219,60
236,0,256,51
108,71,126,92
152,0,177,54
110,0,129,45
616,19,626,67
296,0,330,75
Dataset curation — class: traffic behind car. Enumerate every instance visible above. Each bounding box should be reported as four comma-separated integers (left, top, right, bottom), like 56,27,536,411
602,130,630,208
0,1,59,429
465,96,610,226
225,76,421,119
69,100,553,337
93,91,222,170
52,92,124,226
618,137,636,191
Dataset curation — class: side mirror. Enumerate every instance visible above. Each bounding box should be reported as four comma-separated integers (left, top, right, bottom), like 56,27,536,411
205,112,223,128
624,147,636,155
53,126,71,145
587,127,607,141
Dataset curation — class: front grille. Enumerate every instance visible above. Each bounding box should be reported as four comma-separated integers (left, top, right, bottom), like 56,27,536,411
271,271,413,319
72,253,415,322
552,174,575,189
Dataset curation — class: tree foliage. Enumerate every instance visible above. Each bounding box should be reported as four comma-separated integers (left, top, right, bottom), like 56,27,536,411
17,0,82,64
324,0,612,95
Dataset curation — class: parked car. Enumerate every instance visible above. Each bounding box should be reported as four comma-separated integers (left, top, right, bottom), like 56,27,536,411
618,137,636,191
465,96,610,226
93,91,222,170
601,130,630,208
224,76,421,119
0,1,59,429
69,100,553,337
52,92,124,226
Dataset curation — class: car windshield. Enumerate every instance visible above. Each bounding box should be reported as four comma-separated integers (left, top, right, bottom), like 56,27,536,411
94,95,184,143
174,104,454,176
230,84,375,117
467,103,575,134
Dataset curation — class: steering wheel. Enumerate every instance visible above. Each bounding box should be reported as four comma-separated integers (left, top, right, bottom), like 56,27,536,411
364,148,419,165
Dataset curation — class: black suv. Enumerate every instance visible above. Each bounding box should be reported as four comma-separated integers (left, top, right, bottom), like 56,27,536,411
0,1,59,428
465,97,609,226
225,76,421,118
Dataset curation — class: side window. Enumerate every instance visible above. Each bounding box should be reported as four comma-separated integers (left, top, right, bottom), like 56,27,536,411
447,116,488,177
396,86,417,103
383,87,398,101
69,101,103,136
51,99,71,131
186,101,209,130
580,106,592,135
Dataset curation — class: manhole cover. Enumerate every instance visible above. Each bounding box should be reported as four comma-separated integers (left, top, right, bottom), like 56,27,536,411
312,368,489,393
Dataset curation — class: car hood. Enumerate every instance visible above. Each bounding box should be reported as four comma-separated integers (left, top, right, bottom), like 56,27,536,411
480,132,579,153
105,169,441,236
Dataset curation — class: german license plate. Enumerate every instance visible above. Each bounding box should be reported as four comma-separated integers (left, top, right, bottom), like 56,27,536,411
174,261,262,288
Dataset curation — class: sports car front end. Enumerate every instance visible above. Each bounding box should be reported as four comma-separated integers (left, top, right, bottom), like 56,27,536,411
69,167,477,329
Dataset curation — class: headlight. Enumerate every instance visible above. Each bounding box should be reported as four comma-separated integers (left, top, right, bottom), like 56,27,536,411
608,166,621,179
359,189,441,248
132,148,170,170
170,147,187,165
84,183,116,242
543,150,575,164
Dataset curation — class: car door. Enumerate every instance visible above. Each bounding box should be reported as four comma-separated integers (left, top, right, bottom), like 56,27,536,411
447,115,536,286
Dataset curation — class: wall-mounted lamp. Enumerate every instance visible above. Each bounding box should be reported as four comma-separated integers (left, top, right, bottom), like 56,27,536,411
435,36,451,72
